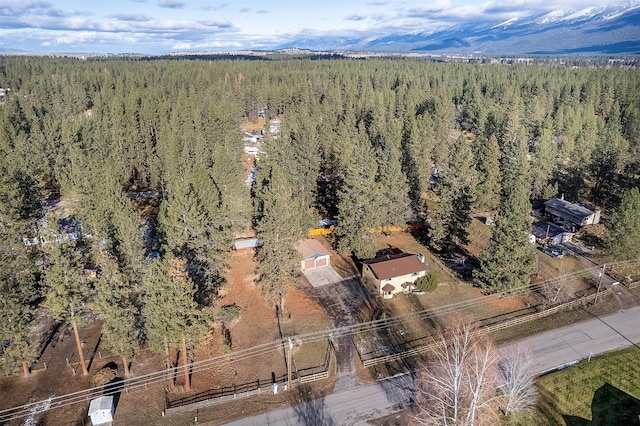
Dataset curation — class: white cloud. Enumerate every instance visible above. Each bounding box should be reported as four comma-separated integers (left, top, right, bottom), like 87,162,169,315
158,0,185,9
0,0,636,53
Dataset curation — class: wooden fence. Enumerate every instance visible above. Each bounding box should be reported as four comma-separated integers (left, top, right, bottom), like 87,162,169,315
165,370,330,415
165,340,334,415
361,289,611,368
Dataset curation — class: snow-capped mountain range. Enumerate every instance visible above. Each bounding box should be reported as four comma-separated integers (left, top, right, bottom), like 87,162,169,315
277,3,640,55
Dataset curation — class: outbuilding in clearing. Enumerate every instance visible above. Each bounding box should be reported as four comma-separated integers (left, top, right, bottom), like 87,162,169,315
88,395,114,426
296,239,331,271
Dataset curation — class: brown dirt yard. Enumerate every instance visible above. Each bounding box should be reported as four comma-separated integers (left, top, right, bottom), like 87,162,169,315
0,227,618,426
0,248,332,426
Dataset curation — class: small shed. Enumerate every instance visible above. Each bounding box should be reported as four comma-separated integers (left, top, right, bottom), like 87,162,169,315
296,239,331,271
233,238,261,252
88,395,114,426
269,120,281,134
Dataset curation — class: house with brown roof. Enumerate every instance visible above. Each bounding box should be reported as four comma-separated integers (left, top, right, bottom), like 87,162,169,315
362,252,428,299
296,239,331,271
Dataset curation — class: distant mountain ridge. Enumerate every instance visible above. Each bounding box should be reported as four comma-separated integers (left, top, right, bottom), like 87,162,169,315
278,3,640,55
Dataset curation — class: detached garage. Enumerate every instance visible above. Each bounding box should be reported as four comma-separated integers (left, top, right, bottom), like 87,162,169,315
296,239,331,271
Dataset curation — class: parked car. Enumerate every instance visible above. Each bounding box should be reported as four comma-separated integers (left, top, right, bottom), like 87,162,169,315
543,246,564,259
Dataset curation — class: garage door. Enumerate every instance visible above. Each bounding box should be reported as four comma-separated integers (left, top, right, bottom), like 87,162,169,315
316,258,327,267
304,259,315,270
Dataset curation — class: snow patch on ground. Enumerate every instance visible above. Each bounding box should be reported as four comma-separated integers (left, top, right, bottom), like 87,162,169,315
22,396,52,426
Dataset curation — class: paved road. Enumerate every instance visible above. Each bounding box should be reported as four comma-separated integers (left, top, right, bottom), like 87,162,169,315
503,304,640,374
224,373,415,426
220,306,640,426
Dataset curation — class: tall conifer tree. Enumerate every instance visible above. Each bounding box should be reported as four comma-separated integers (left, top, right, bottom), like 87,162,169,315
430,135,477,252
43,243,90,375
475,136,534,292
474,134,502,212
254,163,305,312
142,256,207,390
335,134,382,259
606,187,640,261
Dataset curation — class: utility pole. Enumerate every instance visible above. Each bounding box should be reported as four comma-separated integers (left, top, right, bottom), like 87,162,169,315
70,303,88,376
545,223,550,247
594,264,606,304
287,338,293,390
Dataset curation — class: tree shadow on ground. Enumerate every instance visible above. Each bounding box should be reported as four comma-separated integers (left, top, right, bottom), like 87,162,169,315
409,228,479,282
563,382,640,425
104,376,124,410
377,372,416,410
290,384,334,426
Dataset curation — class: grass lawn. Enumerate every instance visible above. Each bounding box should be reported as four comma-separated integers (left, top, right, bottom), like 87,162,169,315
491,292,620,345
503,346,640,425
629,285,640,300
465,216,493,258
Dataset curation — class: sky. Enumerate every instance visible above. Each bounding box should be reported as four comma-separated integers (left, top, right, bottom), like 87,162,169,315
0,0,634,54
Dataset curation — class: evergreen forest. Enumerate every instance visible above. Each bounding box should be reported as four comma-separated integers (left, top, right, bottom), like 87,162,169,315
0,55,638,376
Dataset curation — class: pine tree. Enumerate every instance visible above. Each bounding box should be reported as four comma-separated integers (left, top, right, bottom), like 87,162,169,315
335,134,382,259
285,116,322,209
210,144,250,239
400,114,423,211
254,163,305,312
500,130,531,198
43,243,90,375
565,116,600,201
374,120,411,233
430,136,477,252
0,245,39,376
475,130,534,292
142,255,207,390
474,134,502,212
531,123,558,200
589,124,628,205
474,181,535,293
606,187,640,261
0,156,43,376
158,165,226,300
93,253,140,377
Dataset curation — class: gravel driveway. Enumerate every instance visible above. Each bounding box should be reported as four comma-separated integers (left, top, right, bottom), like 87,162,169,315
303,276,375,391
302,266,344,287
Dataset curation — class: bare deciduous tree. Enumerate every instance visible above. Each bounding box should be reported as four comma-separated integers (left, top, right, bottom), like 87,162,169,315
498,345,537,417
540,258,573,308
412,316,501,426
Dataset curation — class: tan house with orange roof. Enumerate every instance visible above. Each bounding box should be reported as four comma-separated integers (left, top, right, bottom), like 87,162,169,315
362,252,428,299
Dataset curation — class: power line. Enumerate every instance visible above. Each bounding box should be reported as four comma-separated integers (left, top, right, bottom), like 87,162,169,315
1,259,636,423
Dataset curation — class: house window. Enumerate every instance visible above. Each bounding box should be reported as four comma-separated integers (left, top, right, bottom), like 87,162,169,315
411,272,418,277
